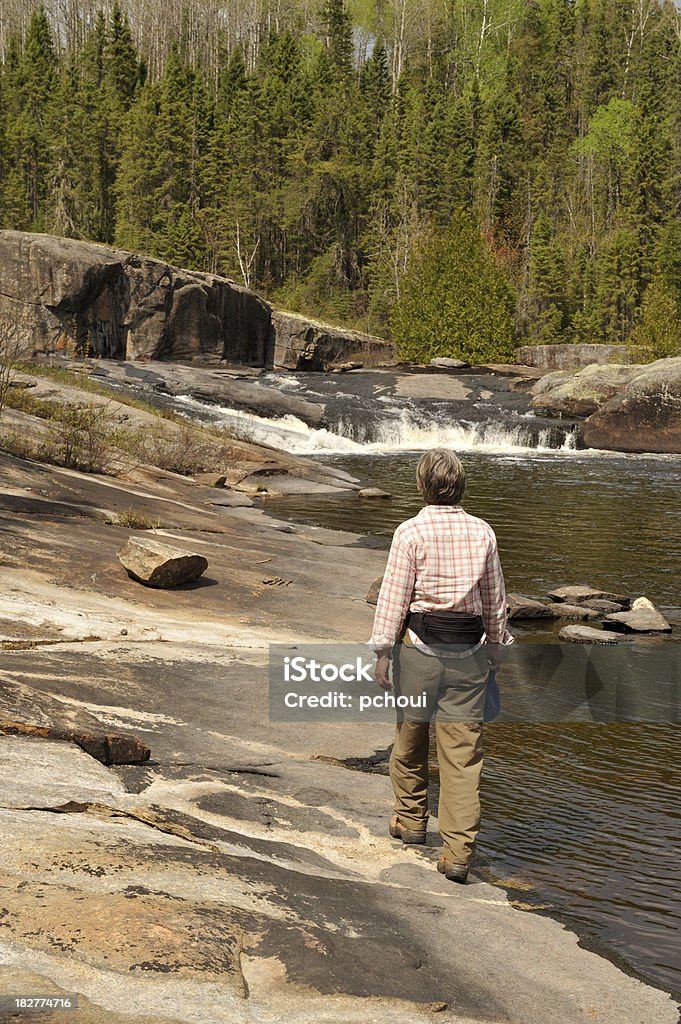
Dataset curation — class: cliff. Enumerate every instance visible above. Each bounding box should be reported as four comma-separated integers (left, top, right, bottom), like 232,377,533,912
0,231,395,370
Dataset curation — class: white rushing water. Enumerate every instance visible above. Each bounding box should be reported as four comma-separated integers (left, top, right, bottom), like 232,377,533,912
174,394,578,455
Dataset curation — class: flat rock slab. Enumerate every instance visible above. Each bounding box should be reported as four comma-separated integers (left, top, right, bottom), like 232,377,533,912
581,599,624,614
118,537,208,588
550,604,601,621
0,736,126,808
559,625,624,644
549,585,630,608
508,594,559,619
605,608,672,634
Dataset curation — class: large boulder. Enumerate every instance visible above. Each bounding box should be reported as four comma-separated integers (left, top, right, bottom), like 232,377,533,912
532,363,642,418
118,537,208,588
271,310,396,370
582,357,681,454
0,231,272,364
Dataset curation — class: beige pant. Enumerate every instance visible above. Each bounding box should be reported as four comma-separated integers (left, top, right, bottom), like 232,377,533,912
389,640,486,866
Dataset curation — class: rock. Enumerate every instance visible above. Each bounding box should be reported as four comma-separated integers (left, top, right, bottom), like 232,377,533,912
0,718,150,765
0,230,271,363
0,230,396,372
118,537,208,588
196,473,227,488
559,625,624,643
548,585,630,608
532,363,642,419
550,603,601,620
580,599,625,615
507,594,560,620
331,361,363,372
605,603,672,634
429,357,469,369
518,343,634,370
358,487,392,499
271,309,395,370
582,356,681,454
365,576,383,606
530,369,574,396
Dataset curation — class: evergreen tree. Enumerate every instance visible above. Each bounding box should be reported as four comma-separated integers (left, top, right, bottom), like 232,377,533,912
527,213,569,342
322,0,354,78
391,211,515,364
629,276,681,359
3,7,57,229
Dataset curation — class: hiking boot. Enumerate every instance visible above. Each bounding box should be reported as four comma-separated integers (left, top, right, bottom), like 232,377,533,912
389,815,426,845
437,856,469,884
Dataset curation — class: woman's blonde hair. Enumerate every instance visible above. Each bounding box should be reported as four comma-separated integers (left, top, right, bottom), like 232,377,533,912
416,448,466,505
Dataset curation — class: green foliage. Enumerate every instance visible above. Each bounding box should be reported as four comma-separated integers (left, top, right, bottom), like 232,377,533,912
629,277,681,360
391,212,515,364
1,0,681,351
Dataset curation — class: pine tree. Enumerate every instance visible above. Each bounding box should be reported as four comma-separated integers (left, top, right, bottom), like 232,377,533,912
527,213,569,342
3,7,57,229
322,0,354,78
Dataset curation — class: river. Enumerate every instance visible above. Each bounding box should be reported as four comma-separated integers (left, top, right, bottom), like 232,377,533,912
260,449,681,998
139,364,681,998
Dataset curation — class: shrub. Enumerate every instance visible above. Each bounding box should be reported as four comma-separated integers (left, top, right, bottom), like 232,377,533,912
113,507,160,529
391,211,515,365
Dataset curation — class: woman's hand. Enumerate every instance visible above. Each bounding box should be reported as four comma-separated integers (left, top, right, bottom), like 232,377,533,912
374,651,392,691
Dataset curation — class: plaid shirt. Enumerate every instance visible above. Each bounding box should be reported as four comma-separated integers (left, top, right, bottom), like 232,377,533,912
369,505,512,652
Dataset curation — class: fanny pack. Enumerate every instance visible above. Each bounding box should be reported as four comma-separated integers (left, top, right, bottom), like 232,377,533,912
406,610,485,648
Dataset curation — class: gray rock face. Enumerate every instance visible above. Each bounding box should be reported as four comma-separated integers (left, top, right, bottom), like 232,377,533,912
582,356,681,454
518,343,633,370
271,309,395,370
507,594,560,619
0,230,271,364
0,231,396,372
548,585,630,608
118,537,208,588
559,625,624,643
532,363,642,418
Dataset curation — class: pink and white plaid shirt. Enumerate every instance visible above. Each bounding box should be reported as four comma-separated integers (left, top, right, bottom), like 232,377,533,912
369,504,512,652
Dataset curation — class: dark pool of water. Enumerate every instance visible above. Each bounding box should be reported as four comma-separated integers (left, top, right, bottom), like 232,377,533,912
263,450,681,996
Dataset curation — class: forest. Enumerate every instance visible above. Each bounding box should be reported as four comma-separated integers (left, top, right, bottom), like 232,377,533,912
1,0,680,362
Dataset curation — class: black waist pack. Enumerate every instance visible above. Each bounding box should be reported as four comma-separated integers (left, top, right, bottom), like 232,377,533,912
406,611,485,647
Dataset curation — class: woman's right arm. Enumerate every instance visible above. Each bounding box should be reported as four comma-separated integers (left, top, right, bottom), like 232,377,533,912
369,529,416,653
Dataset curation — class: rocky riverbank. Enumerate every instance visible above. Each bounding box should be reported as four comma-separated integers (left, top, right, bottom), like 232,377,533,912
0,368,679,1022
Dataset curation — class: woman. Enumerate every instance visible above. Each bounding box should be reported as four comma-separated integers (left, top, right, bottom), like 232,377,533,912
370,448,512,883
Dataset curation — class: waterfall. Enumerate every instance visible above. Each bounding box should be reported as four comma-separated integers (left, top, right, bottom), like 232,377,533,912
174,394,580,455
